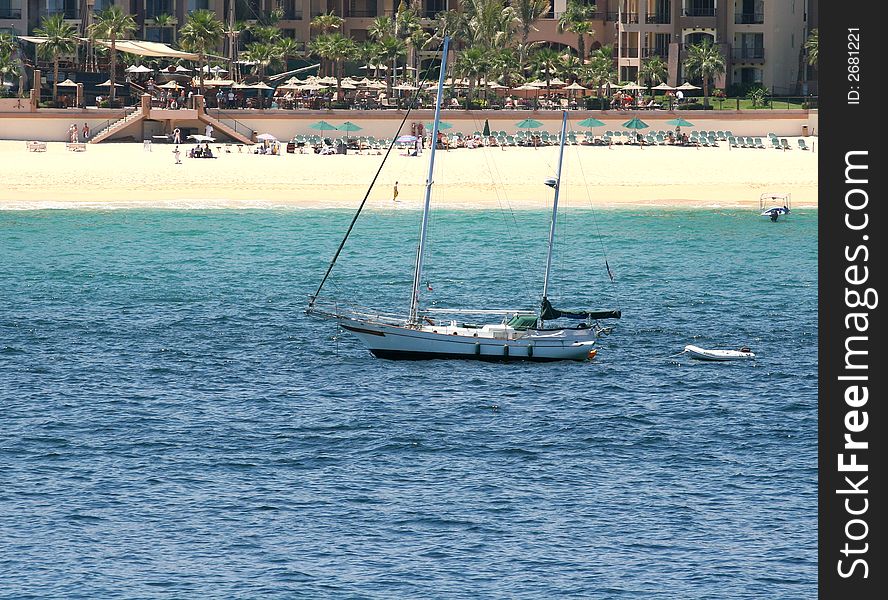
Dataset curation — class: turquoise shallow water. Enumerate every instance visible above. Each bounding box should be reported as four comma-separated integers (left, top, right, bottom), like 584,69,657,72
0,208,817,598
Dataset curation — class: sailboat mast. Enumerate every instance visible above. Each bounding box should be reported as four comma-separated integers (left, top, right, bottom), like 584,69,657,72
541,111,569,319
409,36,451,325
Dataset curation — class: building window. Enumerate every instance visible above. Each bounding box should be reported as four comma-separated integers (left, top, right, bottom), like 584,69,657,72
146,0,174,19
0,0,23,20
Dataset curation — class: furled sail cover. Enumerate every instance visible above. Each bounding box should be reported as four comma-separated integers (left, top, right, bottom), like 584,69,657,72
539,297,621,320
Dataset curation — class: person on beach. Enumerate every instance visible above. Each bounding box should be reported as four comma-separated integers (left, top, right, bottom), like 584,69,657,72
173,127,181,144
173,146,181,164
392,182,399,203
71,124,78,143
82,123,90,140
205,124,213,139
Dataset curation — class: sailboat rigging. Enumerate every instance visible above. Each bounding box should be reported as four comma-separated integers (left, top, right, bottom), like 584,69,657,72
306,36,621,361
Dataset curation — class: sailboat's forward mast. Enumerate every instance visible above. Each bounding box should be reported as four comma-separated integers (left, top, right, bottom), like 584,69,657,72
409,36,451,326
540,111,569,328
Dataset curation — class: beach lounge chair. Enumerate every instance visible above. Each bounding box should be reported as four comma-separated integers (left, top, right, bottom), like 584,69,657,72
716,130,726,141
771,137,781,149
26,141,47,152
754,137,766,149
780,138,791,150
797,139,810,150
728,136,738,148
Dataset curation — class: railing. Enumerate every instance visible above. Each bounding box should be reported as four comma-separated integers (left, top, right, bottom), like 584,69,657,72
642,48,669,58
42,8,80,20
606,12,641,23
619,47,639,58
208,110,255,140
346,9,377,18
683,7,716,17
734,12,764,24
733,47,765,60
645,13,671,24
0,8,22,18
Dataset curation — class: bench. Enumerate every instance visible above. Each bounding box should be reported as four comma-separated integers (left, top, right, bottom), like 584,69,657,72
26,141,47,152
66,142,86,152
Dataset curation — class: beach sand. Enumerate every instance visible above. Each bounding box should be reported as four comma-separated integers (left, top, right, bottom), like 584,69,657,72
0,138,817,210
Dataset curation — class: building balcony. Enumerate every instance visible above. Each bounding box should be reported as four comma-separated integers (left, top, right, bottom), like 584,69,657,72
645,13,671,25
41,8,80,20
345,9,378,18
606,12,640,24
619,47,639,58
683,7,715,17
734,12,764,24
732,47,765,61
642,47,669,59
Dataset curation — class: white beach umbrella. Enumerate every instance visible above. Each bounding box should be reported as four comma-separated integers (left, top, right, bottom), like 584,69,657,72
652,82,676,91
564,81,587,90
394,83,419,91
57,78,78,87
97,79,124,87
256,133,277,141
676,81,701,90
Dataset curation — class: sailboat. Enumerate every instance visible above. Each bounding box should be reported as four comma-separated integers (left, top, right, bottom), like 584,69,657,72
306,37,621,361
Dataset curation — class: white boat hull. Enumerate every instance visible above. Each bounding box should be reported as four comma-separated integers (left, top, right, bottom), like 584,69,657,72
340,318,598,361
684,344,755,361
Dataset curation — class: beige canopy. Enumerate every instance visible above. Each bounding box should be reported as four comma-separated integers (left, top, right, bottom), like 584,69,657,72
19,36,199,60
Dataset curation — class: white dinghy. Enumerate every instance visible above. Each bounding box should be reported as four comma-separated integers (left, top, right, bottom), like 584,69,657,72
759,193,791,221
683,345,755,361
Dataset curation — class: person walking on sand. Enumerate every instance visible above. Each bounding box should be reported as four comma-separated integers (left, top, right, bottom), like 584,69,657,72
392,181,399,203
173,145,181,164
82,123,90,140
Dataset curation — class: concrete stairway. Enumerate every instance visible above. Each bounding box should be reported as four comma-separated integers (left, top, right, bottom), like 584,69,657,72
89,107,145,143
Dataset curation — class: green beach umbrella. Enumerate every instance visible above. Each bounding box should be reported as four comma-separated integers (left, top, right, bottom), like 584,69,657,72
622,117,649,130
338,121,362,144
482,119,491,136
622,117,649,143
577,117,605,128
309,120,338,132
425,121,453,130
665,118,694,128
515,118,543,129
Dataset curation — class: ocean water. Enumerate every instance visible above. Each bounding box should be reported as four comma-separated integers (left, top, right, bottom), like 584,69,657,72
0,208,817,598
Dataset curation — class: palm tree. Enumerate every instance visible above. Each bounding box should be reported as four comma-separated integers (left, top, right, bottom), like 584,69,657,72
558,0,596,61
531,46,561,98
179,9,225,94
638,55,667,99
310,33,357,99
91,6,136,104
805,29,818,66
512,0,550,68
34,14,79,104
242,42,283,78
376,36,407,96
0,33,26,98
311,11,345,35
454,45,487,106
584,53,616,107
683,38,726,107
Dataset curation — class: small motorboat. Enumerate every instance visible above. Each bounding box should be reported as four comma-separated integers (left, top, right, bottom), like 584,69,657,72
683,344,756,361
760,193,791,221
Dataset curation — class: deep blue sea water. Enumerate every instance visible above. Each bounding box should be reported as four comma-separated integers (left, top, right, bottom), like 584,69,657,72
1,208,817,598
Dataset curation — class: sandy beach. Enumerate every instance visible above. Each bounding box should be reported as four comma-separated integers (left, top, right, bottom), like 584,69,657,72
0,138,817,210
